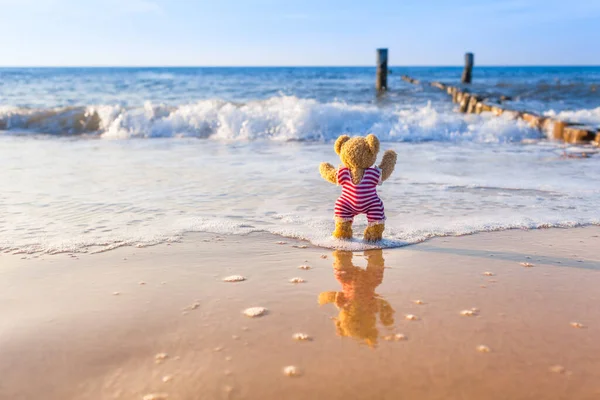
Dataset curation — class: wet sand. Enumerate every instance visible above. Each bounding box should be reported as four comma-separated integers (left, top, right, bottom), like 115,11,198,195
1,227,599,400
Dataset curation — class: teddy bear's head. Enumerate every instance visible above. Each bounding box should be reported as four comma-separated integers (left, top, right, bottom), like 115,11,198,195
334,134,380,170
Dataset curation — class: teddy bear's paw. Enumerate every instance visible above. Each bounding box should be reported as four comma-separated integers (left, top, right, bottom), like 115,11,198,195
363,224,384,242
333,221,353,240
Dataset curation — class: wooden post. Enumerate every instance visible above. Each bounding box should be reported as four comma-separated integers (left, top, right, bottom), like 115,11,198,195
376,48,388,92
459,93,471,113
467,95,480,114
480,103,493,113
552,120,567,140
461,52,474,84
452,88,460,103
564,126,597,143
522,113,544,129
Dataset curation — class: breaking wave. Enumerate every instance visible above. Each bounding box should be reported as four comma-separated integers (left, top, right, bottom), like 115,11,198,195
0,96,543,143
544,106,600,127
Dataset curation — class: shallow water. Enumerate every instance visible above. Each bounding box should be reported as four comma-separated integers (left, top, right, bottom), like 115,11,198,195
1,137,598,254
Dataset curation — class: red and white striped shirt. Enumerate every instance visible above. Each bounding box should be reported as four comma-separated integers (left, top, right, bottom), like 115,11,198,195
334,167,385,224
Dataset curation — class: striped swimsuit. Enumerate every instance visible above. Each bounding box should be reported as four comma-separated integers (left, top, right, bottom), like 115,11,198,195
334,167,385,225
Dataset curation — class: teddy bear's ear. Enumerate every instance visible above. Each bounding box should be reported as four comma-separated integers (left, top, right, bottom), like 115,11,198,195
334,135,350,155
365,134,380,154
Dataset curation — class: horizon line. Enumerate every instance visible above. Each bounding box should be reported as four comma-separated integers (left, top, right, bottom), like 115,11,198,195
0,64,599,68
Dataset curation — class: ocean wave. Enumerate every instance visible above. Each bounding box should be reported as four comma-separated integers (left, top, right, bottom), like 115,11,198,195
0,105,101,135
544,106,600,127
1,96,543,143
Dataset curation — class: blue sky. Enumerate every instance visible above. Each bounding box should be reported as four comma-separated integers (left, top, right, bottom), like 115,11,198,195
0,0,598,66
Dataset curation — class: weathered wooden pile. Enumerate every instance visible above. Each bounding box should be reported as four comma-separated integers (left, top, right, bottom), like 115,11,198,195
401,75,600,146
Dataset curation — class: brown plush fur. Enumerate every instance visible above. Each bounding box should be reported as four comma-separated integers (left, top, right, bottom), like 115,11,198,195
363,224,385,242
333,220,353,240
319,134,397,241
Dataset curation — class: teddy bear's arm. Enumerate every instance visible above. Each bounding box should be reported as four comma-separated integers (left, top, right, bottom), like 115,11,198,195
319,162,337,185
379,150,397,183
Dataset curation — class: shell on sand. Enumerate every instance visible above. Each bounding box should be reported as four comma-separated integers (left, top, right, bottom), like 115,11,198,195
289,277,306,284
520,262,535,268
413,300,424,305
477,345,491,353
483,272,495,276
283,365,301,377
404,314,418,321
298,265,312,270
155,353,169,363
162,375,173,383
243,307,268,318
143,394,169,400
384,333,407,341
223,275,246,282
570,322,585,328
293,333,311,341
183,302,200,311
460,309,477,317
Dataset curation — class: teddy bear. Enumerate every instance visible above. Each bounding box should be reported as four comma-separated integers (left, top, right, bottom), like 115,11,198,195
318,250,395,347
319,134,397,242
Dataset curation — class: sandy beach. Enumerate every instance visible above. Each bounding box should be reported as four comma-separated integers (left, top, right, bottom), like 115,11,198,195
2,3,599,399
1,227,599,400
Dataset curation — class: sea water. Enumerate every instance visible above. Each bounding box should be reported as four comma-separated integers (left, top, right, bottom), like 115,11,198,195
1,67,599,253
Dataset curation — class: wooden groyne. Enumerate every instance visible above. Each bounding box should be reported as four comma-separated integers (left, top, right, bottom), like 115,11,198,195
400,75,600,146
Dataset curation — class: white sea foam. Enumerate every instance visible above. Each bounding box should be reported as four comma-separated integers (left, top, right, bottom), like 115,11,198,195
93,98,543,143
544,106,600,127
1,97,543,143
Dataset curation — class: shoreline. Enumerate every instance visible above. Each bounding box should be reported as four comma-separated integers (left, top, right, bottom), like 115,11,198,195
6,223,600,257
1,226,599,399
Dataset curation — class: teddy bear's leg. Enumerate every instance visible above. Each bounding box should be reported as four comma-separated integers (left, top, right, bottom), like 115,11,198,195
333,220,353,239
363,223,384,242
